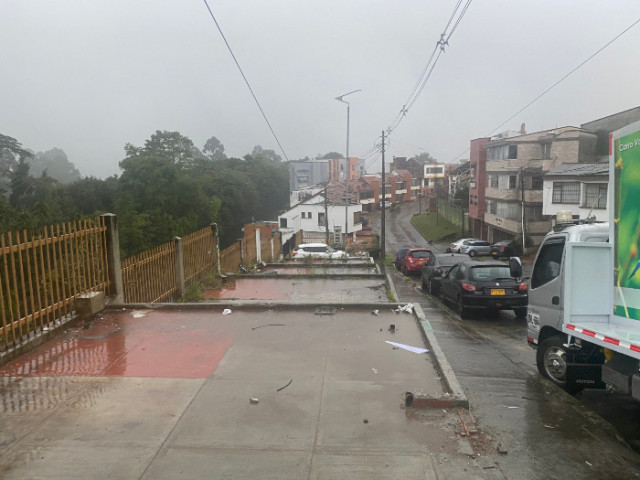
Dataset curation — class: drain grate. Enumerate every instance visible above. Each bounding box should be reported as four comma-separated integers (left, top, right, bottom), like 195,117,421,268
315,306,337,315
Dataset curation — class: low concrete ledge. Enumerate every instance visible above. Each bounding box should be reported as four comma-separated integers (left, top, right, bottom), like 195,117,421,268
413,303,469,410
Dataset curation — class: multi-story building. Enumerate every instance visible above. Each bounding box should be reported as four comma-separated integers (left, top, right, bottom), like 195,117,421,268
483,126,597,248
468,137,491,239
289,159,329,191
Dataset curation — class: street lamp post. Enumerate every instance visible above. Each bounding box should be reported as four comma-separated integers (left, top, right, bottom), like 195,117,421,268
335,89,361,249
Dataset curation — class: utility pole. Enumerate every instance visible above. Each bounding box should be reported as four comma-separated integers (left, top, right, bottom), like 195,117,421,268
324,185,329,245
520,166,526,252
381,130,386,264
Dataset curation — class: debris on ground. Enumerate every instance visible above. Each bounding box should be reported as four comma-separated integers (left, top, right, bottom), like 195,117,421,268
394,303,414,314
250,398,259,404
222,308,232,315
371,310,379,316
385,341,429,354
251,323,286,331
276,379,293,392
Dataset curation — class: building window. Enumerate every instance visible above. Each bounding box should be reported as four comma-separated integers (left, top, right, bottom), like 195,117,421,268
531,175,543,190
583,183,607,209
552,182,580,204
509,175,517,189
487,175,498,188
307,212,312,219
486,200,497,215
508,145,517,159
541,143,551,159
301,212,306,219
280,218,287,228
318,212,326,226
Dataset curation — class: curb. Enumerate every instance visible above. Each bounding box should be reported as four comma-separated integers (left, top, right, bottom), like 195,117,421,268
413,303,469,409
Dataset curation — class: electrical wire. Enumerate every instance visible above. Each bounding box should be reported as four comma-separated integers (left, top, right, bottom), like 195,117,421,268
201,0,290,162
487,15,640,137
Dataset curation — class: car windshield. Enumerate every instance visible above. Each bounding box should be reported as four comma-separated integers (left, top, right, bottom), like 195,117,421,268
470,266,512,281
410,250,430,258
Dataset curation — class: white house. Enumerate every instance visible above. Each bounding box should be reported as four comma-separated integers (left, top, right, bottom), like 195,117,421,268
278,190,362,246
542,163,609,222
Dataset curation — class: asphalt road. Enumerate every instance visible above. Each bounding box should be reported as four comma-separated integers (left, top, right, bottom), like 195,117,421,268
373,202,640,479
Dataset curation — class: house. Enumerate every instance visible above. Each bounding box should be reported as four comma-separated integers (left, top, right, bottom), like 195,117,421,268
543,163,609,223
288,158,329,191
278,186,363,246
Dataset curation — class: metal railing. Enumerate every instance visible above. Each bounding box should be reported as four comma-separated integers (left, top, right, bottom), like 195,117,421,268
0,218,109,352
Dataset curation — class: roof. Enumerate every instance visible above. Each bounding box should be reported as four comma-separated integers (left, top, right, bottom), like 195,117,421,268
545,163,608,177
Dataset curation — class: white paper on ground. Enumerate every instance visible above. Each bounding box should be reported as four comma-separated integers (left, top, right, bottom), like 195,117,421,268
385,341,429,354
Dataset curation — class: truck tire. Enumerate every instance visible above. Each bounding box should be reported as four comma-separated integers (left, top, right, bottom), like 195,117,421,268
537,335,574,391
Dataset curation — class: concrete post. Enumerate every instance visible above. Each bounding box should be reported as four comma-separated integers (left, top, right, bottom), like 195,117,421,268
174,237,185,298
255,229,262,264
210,223,222,276
101,213,124,305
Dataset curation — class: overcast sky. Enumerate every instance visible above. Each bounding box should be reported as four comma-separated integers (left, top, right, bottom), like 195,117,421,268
2,1,640,179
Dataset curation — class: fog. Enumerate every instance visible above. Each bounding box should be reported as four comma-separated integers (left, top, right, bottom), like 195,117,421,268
2,0,639,178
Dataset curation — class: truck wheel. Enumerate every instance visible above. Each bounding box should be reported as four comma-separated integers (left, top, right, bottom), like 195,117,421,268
457,296,470,320
514,307,527,319
537,335,571,389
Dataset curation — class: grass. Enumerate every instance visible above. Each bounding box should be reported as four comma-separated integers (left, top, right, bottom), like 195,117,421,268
410,212,462,243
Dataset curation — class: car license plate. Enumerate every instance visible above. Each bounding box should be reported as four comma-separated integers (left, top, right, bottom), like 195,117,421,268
491,289,505,295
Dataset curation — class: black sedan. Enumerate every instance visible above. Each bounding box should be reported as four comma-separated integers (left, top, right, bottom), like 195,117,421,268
490,240,517,258
440,259,528,319
421,253,467,296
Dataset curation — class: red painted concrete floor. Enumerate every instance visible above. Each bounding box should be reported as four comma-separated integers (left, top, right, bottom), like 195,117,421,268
0,310,234,379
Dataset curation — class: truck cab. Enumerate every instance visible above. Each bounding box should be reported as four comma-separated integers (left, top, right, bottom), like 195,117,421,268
527,221,609,390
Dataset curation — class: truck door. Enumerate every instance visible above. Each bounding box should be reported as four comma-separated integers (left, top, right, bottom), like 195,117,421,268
528,235,565,344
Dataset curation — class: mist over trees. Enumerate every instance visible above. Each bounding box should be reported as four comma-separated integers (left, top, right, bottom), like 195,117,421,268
0,130,290,257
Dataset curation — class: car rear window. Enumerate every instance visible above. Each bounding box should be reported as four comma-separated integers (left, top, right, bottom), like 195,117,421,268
410,250,431,258
470,266,511,281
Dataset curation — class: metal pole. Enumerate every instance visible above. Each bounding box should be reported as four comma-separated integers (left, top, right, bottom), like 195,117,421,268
345,102,350,248
381,130,386,265
521,166,526,252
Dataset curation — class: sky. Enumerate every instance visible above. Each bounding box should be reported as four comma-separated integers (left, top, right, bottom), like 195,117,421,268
2,1,640,179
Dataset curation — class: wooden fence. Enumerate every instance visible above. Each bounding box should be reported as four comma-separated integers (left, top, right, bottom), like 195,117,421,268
121,241,178,303
0,218,109,352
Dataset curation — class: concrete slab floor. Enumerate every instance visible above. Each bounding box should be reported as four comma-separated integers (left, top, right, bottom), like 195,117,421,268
0,307,484,479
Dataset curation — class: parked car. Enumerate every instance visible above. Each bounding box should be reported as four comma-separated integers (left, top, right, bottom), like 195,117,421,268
292,243,346,259
439,259,528,319
490,240,517,258
460,240,491,257
400,248,433,275
448,238,478,253
421,253,468,296
394,247,410,270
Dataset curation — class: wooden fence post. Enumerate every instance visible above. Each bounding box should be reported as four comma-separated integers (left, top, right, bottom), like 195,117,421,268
101,213,124,305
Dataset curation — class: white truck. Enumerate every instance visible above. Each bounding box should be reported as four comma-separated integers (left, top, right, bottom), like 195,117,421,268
524,119,640,398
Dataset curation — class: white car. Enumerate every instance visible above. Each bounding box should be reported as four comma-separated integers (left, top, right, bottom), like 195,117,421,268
449,237,478,253
293,243,346,259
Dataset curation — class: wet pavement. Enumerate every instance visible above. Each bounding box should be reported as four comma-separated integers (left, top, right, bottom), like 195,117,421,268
379,202,640,479
0,277,486,478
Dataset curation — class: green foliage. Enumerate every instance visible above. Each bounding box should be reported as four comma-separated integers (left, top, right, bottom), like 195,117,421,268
29,148,81,183
0,131,290,262
410,212,460,243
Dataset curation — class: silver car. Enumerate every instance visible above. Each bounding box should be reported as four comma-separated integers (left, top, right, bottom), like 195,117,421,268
460,240,491,257
449,238,477,253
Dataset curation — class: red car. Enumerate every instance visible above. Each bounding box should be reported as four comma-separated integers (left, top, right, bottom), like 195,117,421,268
400,248,433,275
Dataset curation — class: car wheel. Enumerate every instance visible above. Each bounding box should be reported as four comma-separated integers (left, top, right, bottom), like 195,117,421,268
401,265,407,275
428,278,437,296
468,250,477,257
514,307,527,319
457,296,470,320
421,276,428,290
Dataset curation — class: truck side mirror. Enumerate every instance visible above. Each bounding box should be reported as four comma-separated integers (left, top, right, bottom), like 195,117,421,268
509,256,523,278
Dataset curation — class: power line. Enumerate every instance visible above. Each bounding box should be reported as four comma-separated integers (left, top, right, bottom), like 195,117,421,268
487,15,640,137
201,0,290,162
449,14,640,163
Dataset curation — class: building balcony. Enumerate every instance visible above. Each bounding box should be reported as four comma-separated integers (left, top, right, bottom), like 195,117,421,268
484,213,551,236
485,188,542,203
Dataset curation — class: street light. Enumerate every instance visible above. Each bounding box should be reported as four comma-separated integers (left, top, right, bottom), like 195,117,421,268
335,89,361,249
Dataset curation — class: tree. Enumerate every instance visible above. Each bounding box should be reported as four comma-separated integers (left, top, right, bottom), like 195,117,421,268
203,136,226,161
250,145,281,162
412,152,437,164
319,152,343,159
1,133,33,196
29,148,81,183
125,130,201,168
